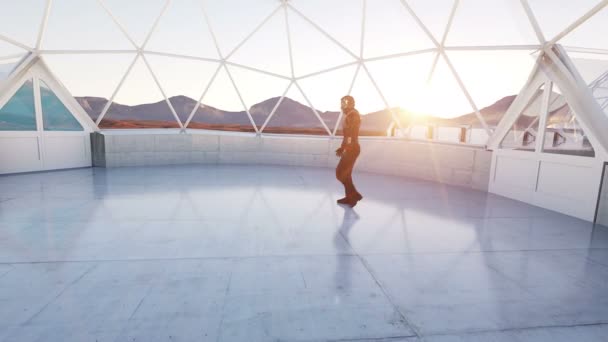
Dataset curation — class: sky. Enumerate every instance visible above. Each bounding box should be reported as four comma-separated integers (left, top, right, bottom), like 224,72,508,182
0,0,606,118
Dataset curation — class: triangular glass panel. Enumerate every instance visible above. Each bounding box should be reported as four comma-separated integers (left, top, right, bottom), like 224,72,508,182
407,0,456,43
287,7,358,78
103,0,167,47
188,65,253,132
263,85,328,135
289,0,362,56
204,0,281,57
542,84,595,157
228,9,291,78
0,0,46,48
144,0,219,58
560,6,608,50
40,80,83,131
226,65,291,130
365,53,435,130
44,0,134,50
145,54,220,124
297,64,358,134
99,56,180,129
347,66,392,136
447,50,536,129
528,0,602,41
500,84,545,151
409,54,484,143
0,80,36,131
446,0,539,46
43,53,137,121
363,0,435,59
568,52,608,117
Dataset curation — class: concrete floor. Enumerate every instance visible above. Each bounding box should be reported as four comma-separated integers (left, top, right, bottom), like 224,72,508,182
1,165,608,342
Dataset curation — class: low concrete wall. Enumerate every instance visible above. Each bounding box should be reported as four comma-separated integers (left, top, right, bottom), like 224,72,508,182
91,131,492,191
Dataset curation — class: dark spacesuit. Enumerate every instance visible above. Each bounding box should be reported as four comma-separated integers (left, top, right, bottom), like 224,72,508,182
335,96,363,207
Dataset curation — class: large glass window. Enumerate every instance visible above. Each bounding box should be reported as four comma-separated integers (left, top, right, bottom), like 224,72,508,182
0,80,36,131
541,85,595,157
500,84,545,151
40,80,83,131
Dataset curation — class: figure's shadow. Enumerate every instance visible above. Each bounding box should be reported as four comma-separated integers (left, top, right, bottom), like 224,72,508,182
334,207,360,292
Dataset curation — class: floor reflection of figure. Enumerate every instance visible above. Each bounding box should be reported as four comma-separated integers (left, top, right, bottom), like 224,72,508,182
334,207,360,293
335,95,363,207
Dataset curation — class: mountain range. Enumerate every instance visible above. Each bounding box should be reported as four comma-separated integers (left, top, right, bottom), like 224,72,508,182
76,94,518,132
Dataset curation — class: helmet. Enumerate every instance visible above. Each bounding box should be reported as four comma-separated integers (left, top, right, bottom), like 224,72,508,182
341,95,355,109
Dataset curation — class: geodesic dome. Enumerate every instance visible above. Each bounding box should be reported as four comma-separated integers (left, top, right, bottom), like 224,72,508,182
0,0,607,145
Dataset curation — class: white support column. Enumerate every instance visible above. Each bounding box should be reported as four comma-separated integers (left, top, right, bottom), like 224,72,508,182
535,80,552,154
35,0,53,51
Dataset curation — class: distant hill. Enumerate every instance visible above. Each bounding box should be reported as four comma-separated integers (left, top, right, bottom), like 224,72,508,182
75,94,537,132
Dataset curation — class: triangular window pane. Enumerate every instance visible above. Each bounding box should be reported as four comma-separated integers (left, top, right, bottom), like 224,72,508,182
144,0,219,58
263,85,327,135
43,54,137,122
103,0,167,47
226,65,291,130
363,0,435,58
99,56,179,129
228,10,291,77
542,84,595,157
570,53,608,118
0,0,46,47
287,7,357,77
407,0,456,43
145,54,220,124
204,0,280,57
561,6,608,50
528,0,601,41
188,66,253,132
447,50,536,129
297,65,358,134
404,54,484,143
348,67,392,136
500,84,545,151
446,0,539,46
0,80,36,131
40,80,83,131
289,0,361,57
44,0,134,50
365,53,435,131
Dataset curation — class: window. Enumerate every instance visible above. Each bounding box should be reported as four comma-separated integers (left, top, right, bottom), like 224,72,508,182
0,80,36,131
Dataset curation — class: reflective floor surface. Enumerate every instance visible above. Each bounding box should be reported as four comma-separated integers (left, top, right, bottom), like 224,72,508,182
1,165,608,341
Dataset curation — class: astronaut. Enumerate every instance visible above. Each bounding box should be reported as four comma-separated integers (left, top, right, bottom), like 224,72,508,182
335,95,363,207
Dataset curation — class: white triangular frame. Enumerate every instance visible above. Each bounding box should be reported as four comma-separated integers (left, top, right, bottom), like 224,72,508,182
488,45,608,159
